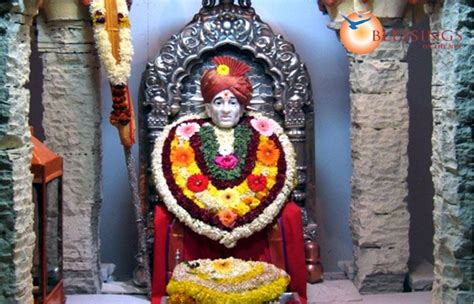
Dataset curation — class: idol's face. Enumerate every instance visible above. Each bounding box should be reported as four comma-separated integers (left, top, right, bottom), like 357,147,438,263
205,89,244,128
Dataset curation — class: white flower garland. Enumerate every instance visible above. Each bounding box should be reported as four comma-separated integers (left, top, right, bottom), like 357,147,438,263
90,0,133,85
214,128,235,155
151,113,297,248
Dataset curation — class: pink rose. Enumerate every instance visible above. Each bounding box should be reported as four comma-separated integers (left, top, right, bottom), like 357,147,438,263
215,154,238,170
250,117,275,137
176,122,200,139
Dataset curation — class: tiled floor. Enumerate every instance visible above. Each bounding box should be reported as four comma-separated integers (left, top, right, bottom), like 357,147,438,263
66,280,432,304
308,281,431,304
308,280,362,302
361,292,432,304
67,294,148,304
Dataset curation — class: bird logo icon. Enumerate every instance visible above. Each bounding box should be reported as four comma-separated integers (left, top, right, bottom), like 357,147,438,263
340,11,383,54
342,14,372,30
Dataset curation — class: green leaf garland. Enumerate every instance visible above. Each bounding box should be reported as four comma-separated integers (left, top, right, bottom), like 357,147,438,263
199,124,252,180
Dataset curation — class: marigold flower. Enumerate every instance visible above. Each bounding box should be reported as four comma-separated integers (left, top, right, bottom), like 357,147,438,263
267,166,278,176
171,146,195,167
232,202,250,216
212,259,234,273
257,140,280,166
218,209,237,227
216,64,230,76
187,163,200,175
247,174,267,192
207,186,219,197
235,183,249,195
266,175,277,190
243,197,260,209
169,293,195,304
186,174,209,193
243,197,253,205
175,175,186,188
167,258,290,304
256,192,266,200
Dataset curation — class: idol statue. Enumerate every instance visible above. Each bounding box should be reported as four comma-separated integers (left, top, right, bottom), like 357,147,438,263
151,56,307,303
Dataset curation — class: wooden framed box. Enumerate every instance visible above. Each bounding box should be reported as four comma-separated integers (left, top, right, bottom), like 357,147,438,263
31,136,65,304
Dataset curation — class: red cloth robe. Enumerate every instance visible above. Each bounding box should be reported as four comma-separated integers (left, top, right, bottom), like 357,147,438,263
151,201,307,304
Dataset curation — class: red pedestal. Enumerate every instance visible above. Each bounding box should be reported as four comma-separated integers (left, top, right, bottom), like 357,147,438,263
151,202,307,304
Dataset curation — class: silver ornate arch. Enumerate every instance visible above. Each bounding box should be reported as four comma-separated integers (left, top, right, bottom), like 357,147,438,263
139,0,317,245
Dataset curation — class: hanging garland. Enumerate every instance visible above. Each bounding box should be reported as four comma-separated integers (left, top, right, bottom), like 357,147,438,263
198,124,253,181
89,0,135,147
87,0,149,290
90,0,133,85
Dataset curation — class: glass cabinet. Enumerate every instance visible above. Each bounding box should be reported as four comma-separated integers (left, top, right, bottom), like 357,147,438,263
31,135,65,304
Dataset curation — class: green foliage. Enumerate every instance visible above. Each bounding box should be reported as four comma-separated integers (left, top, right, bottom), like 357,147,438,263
199,124,252,180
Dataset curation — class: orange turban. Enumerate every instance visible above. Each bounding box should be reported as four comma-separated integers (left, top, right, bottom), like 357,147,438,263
200,56,253,106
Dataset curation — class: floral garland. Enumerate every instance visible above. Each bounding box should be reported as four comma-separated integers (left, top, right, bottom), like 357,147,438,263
167,258,290,304
199,124,253,180
151,113,296,248
90,0,135,145
109,84,132,125
90,0,133,85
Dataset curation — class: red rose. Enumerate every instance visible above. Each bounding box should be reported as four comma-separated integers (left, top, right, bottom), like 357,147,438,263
247,174,267,192
187,174,209,192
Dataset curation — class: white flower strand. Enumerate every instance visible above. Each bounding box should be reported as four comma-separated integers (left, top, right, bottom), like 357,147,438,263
151,113,297,248
90,0,133,85
214,128,235,155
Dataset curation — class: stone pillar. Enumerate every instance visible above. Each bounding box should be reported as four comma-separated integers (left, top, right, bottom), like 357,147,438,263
37,5,103,293
348,24,411,293
429,1,473,303
0,1,37,303
319,0,412,293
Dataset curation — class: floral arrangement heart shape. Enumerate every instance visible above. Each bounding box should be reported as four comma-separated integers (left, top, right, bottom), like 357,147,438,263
151,113,296,248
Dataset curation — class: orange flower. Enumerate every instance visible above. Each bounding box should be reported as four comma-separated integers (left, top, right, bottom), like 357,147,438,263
171,146,195,167
212,259,233,273
256,192,266,200
169,294,195,304
243,197,260,209
218,209,238,228
257,140,280,166
243,197,253,206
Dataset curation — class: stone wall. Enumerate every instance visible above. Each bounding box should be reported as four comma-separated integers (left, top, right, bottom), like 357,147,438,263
430,1,473,303
0,1,36,303
348,26,410,293
36,9,103,293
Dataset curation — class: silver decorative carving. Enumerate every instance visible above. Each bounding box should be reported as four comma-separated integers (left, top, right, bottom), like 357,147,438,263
202,0,217,8
139,0,318,266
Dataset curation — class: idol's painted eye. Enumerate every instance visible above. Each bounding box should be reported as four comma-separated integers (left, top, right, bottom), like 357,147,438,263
229,99,238,106
213,98,223,106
